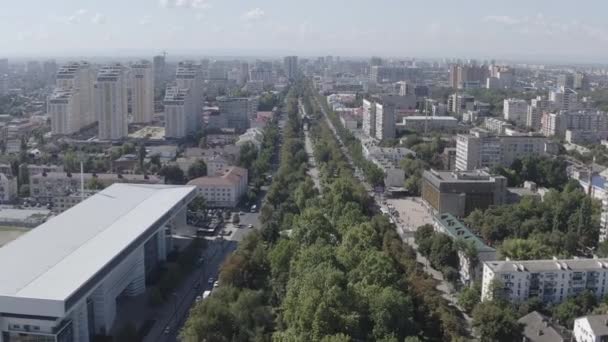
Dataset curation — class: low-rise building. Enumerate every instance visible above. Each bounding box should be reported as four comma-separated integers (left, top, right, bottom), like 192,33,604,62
0,206,52,227
51,191,96,213
484,117,513,134
482,258,608,304
236,127,264,150
187,166,248,207
574,314,608,342
421,169,507,218
519,311,571,342
400,116,458,132
30,172,163,202
433,213,496,284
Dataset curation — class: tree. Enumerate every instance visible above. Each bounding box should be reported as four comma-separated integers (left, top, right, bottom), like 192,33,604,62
472,301,523,342
138,144,147,170
86,177,106,190
238,142,258,170
458,283,481,313
160,165,186,185
499,239,552,260
187,159,207,180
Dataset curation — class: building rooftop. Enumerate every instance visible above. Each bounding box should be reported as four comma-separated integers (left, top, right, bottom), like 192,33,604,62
435,213,495,252
485,257,608,273
188,166,247,187
424,169,500,182
579,315,608,337
518,311,570,342
0,184,195,316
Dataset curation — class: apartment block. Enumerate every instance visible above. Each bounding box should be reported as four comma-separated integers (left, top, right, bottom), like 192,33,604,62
482,258,608,305
164,85,196,138
362,99,376,138
433,213,496,284
29,172,163,202
503,98,528,126
421,169,507,218
401,116,458,132
455,128,553,171
550,87,578,111
375,102,395,140
541,110,608,137
484,117,513,134
574,315,608,342
218,97,257,131
527,96,551,130
48,89,81,135
96,65,128,140
130,60,154,123
448,93,475,114
283,56,298,80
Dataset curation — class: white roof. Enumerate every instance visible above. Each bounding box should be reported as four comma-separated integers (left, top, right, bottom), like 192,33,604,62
0,184,195,312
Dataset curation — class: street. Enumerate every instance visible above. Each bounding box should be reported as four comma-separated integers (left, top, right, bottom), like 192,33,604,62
312,94,474,332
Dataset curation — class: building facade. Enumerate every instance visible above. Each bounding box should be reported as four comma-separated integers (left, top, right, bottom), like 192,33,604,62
218,97,257,131
362,99,376,138
130,60,154,123
48,89,81,135
96,65,128,140
482,258,608,305
164,86,196,138
503,98,528,126
421,169,507,218
187,166,248,207
574,315,608,342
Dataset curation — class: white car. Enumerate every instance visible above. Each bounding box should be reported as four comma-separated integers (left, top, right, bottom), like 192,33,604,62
195,295,202,302
213,281,219,288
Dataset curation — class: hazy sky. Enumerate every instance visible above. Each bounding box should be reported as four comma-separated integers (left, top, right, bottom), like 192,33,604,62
3,0,608,61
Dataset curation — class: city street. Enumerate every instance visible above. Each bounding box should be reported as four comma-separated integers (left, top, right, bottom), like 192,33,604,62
299,99,321,192
312,94,474,333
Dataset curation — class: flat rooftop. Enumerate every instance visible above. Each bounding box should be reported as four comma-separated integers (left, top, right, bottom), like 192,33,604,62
0,184,195,316
485,257,608,273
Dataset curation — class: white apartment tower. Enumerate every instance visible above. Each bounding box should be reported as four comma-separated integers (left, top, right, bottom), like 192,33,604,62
130,60,154,123
95,65,128,140
164,85,195,138
375,102,396,140
51,62,96,134
48,89,81,135
503,98,528,126
362,99,376,138
527,96,550,130
175,61,204,111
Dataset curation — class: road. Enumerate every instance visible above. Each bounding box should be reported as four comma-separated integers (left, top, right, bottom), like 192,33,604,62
298,99,322,192
311,93,474,333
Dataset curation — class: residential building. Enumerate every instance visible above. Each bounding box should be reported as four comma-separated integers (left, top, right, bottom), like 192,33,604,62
375,101,395,140
442,147,457,170
455,128,554,171
51,190,96,213
236,127,264,150
370,66,420,84
503,98,528,126
481,258,608,304
29,172,163,202
0,184,196,342
449,64,489,89
164,85,195,138
542,110,608,137
574,72,590,91
574,314,608,342
519,311,571,342
421,169,507,218
400,116,458,132
550,87,578,111
558,74,575,89
175,61,204,111
218,97,257,131
0,173,17,203
95,65,128,140
484,117,513,134
527,96,551,130
130,60,154,123
362,99,377,138
187,166,248,207
153,54,166,86
48,88,81,135
448,93,475,114
283,56,298,80
433,213,497,284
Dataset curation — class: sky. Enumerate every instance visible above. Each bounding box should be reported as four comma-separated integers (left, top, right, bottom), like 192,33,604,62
3,0,608,62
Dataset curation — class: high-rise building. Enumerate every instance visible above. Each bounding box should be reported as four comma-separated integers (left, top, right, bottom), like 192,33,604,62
0,75,8,96
95,65,128,140
218,97,257,131
370,66,420,84
56,62,96,127
48,89,81,135
448,94,475,114
527,96,550,130
283,56,298,80
164,85,195,138
557,73,575,89
42,60,57,84
574,72,590,91
550,87,578,111
540,110,608,137
153,54,166,87
130,60,154,123
176,61,204,111
362,99,376,138
503,98,528,126
449,64,489,89
375,102,395,140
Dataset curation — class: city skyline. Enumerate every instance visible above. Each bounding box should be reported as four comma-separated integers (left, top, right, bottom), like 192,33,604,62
3,0,608,63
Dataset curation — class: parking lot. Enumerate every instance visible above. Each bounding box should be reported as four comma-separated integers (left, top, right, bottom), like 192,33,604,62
385,197,434,231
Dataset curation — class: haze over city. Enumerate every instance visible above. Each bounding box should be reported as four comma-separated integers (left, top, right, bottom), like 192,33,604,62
3,0,608,62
